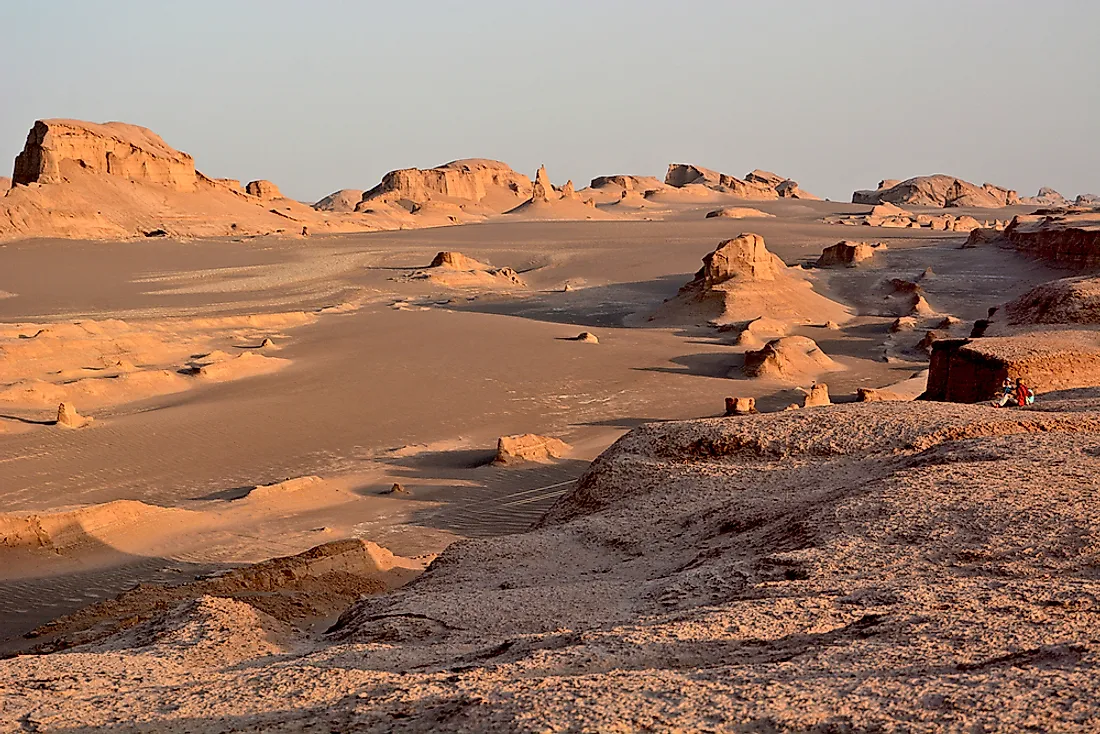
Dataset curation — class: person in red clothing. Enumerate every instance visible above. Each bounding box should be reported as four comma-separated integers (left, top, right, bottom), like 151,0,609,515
1014,378,1035,407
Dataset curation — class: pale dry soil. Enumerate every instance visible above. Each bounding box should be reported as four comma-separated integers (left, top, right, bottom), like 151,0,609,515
0,200,1078,731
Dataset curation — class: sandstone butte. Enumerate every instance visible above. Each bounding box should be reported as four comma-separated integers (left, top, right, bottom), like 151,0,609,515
664,163,818,200
852,174,1020,208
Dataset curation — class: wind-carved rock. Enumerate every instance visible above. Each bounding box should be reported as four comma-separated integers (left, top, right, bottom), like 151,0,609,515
13,119,198,191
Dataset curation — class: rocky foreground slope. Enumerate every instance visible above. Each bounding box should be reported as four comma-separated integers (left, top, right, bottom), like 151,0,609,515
3,401,1100,731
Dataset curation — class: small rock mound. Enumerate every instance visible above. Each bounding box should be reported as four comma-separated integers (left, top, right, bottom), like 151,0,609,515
801,383,831,407
56,402,90,428
494,434,571,465
816,241,885,268
245,180,282,199
705,206,774,219
312,189,364,212
573,332,599,344
724,396,757,416
742,336,840,381
430,251,488,270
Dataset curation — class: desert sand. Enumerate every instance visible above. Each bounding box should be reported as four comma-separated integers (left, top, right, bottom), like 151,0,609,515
1,117,1099,731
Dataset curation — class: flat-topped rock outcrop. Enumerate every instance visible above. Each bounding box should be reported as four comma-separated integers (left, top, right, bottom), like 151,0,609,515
1000,211,1100,270
360,158,532,213
853,175,1019,208
924,331,1100,402
13,119,198,191
816,241,885,268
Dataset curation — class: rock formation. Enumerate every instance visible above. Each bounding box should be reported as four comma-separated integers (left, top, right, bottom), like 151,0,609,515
1021,187,1069,206
1076,193,1100,206
664,164,801,200
816,241,885,268
589,175,664,192
56,402,89,428
312,189,365,212
245,180,282,199
13,119,198,191
884,278,935,317
530,166,555,202
923,332,1100,402
724,396,757,416
359,159,532,213
1005,275,1100,325
705,207,774,219
853,175,1019,208
573,332,599,344
998,211,1100,269
800,382,831,407
651,234,851,327
430,251,487,270
494,434,571,465
742,336,840,381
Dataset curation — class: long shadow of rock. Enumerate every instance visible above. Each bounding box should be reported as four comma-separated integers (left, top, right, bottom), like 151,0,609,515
366,448,591,539
439,275,688,329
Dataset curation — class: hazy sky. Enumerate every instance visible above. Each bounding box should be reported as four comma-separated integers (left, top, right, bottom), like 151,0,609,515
2,1,1097,202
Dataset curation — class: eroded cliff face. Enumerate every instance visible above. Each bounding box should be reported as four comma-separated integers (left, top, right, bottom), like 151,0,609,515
12,120,197,191
359,159,532,212
852,175,1019,208
1001,213,1100,270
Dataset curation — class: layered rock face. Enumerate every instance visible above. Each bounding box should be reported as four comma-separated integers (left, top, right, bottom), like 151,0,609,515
12,119,197,191
816,241,884,268
1000,212,1100,270
359,159,532,212
494,434,570,465
664,164,819,200
697,233,784,285
853,175,1019,208
589,175,664,192
245,180,282,199
923,332,1100,402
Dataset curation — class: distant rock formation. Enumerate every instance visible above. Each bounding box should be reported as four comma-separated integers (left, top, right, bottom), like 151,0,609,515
312,189,364,212
853,175,1019,208
664,164,778,200
589,175,664,192
359,159,532,213
494,434,571,465
531,165,554,202
1021,187,1069,207
705,206,774,219
245,180,282,199
13,119,198,191
212,178,242,192
742,336,839,381
1076,194,1100,206
816,241,885,268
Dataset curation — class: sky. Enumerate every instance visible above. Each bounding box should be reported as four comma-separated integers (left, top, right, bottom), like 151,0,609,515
1,0,1097,202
